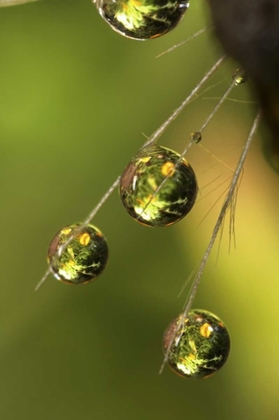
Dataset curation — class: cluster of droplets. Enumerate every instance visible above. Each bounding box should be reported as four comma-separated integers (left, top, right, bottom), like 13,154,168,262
47,143,198,285
42,1,253,379
47,137,218,377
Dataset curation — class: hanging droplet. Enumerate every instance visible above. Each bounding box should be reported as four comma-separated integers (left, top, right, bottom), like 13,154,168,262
190,131,202,144
232,68,248,85
119,144,198,227
48,223,109,285
94,0,190,40
163,309,231,378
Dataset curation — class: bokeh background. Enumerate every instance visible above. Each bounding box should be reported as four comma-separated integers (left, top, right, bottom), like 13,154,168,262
1,1,279,419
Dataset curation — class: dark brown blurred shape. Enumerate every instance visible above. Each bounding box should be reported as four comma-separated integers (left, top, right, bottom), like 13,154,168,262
208,0,279,172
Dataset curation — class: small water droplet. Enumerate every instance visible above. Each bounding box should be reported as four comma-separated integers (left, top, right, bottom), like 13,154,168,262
190,131,202,144
232,68,248,85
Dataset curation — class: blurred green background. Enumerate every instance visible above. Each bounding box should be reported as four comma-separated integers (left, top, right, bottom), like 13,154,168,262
1,1,279,419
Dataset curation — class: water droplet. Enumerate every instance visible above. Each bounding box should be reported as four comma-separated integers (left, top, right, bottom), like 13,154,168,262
48,223,109,284
119,144,198,227
163,309,231,378
232,68,248,85
94,0,190,40
190,131,202,144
